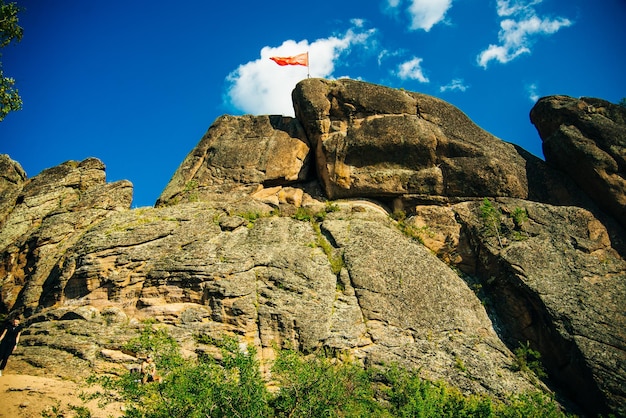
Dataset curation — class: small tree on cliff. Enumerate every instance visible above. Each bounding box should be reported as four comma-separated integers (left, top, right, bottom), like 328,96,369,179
0,0,23,122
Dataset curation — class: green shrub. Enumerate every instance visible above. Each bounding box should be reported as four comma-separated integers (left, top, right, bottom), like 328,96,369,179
81,328,571,418
382,364,495,417
511,207,528,229
292,202,339,223
480,198,504,248
270,349,382,417
312,221,344,275
184,180,199,191
325,201,340,213
86,333,270,418
391,209,406,222
238,211,262,228
512,341,547,379
292,207,313,221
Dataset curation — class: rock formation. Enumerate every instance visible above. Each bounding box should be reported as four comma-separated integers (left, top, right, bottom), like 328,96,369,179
530,95,626,228
1,79,624,416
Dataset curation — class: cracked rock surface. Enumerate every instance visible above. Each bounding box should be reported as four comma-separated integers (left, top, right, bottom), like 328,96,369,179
1,79,625,416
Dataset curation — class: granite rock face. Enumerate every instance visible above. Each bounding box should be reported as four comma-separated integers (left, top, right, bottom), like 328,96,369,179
1,79,625,416
531,95,626,227
0,157,133,316
156,114,311,207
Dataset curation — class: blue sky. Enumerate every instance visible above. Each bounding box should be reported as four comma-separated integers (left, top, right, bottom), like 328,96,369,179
1,0,624,207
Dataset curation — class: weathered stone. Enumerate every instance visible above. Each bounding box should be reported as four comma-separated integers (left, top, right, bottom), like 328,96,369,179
530,95,626,227
0,154,27,230
292,78,533,200
450,198,626,415
7,201,538,400
0,158,133,316
2,81,625,416
156,114,311,206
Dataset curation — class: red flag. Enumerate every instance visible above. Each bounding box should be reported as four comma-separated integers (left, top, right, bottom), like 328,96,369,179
269,52,308,66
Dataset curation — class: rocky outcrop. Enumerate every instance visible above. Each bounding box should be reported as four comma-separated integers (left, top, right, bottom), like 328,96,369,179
0,155,26,230
156,114,311,207
292,79,588,208
0,158,133,316
451,199,624,414
530,95,626,227
1,80,625,416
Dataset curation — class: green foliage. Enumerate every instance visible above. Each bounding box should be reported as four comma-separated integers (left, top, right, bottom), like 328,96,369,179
183,179,198,191
82,329,571,418
512,341,547,379
271,349,382,417
0,1,23,121
324,201,340,213
292,206,312,222
391,209,406,222
312,221,344,275
480,198,504,248
497,392,568,418
152,337,271,418
122,323,182,368
86,331,270,418
383,364,496,417
238,211,262,228
511,207,528,229
391,210,428,245
290,203,344,274
292,202,339,223
618,98,626,108
383,364,569,417
41,401,92,417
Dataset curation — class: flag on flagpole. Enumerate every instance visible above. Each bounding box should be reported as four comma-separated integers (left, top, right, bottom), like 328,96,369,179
269,52,308,66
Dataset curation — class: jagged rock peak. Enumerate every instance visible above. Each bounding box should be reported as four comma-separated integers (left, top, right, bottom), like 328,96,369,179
530,95,626,227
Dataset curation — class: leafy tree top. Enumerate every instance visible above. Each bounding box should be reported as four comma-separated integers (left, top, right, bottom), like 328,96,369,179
0,0,23,121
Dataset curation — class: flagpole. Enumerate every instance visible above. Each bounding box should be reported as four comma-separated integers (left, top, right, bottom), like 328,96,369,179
307,52,310,78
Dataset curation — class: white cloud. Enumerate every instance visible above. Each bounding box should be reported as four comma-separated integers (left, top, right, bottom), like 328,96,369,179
377,48,404,66
408,0,453,31
496,0,542,17
224,27,375,117
385,0,452,31
440,78,468,92
478,1,572,68
526,83,539,102
396,57,429,82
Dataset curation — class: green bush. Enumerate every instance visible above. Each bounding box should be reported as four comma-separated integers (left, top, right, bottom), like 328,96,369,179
271,349,382,417
311,221,344,274
383,364,495,417
81,328,572,417
512,341,547,379
480,198,504,248
511,207,528,229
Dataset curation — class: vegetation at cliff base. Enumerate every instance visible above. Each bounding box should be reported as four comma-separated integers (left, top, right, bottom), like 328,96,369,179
73,325,573,418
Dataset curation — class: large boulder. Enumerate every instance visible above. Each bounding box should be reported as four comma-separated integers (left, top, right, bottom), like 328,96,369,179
156,114,311,207
293,78,552,201
530,95,626,227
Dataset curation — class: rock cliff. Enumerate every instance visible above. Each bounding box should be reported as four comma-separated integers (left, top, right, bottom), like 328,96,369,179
1,79,624,416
